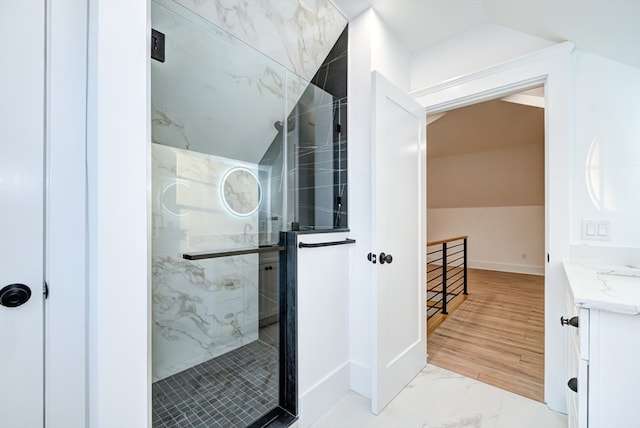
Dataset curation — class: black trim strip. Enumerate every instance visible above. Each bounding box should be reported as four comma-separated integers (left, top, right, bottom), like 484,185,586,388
294,228,350,235
281,232,298,416
248,407,297,428
183,245,285,260
298,238,356,248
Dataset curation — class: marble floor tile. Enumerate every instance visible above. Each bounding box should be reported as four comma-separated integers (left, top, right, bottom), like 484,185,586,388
310,364,567,428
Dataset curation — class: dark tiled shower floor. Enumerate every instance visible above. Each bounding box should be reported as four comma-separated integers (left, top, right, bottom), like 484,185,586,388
152,339,279,428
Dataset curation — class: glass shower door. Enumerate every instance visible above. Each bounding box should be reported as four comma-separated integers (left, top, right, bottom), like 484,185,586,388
150,1,347,425
150,1,291,426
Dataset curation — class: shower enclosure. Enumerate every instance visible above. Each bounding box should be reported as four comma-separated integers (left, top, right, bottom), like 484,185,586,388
150,1,347,426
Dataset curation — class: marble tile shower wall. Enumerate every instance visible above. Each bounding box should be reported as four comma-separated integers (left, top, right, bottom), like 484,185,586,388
174,0,347,81
297,27,348,229
152,143,260,381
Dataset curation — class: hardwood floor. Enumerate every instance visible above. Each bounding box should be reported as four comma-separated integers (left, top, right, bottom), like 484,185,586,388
427,268,545,402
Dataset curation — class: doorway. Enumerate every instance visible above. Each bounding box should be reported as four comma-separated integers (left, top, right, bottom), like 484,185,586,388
423,86,549,403
412,44,574,412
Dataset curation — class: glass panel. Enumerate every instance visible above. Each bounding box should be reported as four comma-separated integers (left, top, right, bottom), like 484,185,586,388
151,142,283,426
151,0,346,424
151,0,286,165
150,0,285,426
286,81,347,230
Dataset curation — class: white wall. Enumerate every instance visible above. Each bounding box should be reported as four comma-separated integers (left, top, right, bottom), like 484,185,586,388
413,30,640,256
347,8,411,399
346,10,374,397
86,1,150,426
571,51,640,249
46,1,88,426
429,206,545,275
297,232,352,427
411,23,553,92
370,11,411,92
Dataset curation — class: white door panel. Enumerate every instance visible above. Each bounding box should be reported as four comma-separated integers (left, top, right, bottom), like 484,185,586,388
371,72,426,414
0,1,45,426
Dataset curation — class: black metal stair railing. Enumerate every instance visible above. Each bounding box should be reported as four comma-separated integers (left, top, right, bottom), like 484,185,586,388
426,236,468,320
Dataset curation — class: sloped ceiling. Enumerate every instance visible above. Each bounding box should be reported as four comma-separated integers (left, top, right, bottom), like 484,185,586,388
427,97,544,159
331,0,640,69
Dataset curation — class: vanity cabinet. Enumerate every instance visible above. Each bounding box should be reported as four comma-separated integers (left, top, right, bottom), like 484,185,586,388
564,262,640,428
259,251,279,326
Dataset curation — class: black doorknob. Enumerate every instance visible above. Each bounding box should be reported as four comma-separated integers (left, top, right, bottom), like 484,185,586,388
560,316,579,328
379,252,393,264
0,283,32,308
567,377,578,393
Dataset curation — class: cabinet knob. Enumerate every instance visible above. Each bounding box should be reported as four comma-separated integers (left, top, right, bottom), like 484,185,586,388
560,315,579,328
567,377,578,393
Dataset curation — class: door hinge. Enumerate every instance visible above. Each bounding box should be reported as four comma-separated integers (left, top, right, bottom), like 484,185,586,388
335,123,341,133
547,253,550,263
43,282,49,299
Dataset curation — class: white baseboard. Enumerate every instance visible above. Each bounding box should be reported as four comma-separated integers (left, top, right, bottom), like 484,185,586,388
299,362,350,428
349,361,371,399
469,260,544,276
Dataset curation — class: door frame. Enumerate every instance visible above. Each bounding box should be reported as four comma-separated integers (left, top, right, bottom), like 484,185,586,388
45,1,90,425
411,41,574,413
43,1,150,426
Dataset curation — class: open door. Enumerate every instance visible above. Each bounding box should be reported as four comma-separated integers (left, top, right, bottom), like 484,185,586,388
371,71,426,414
0,0,45,426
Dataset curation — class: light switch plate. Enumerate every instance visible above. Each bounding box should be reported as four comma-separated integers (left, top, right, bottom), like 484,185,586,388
597,221,610,238
582,220,611,241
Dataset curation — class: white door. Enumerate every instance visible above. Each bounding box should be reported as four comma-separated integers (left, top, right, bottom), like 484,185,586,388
0,1,45,426
371,71,427,414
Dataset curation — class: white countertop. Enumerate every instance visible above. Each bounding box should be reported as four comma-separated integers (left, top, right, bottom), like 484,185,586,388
563,261,640,315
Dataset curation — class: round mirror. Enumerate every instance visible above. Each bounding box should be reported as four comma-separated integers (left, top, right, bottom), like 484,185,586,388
221,167,261,216
160,180,191,217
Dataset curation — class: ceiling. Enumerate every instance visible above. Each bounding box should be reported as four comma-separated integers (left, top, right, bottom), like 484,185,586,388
330,0,640,69
427,96,544,159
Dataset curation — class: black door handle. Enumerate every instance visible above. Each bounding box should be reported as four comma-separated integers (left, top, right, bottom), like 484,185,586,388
379,252,393,264
560,316,579,328
0,283,32,308
567,377,578,393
